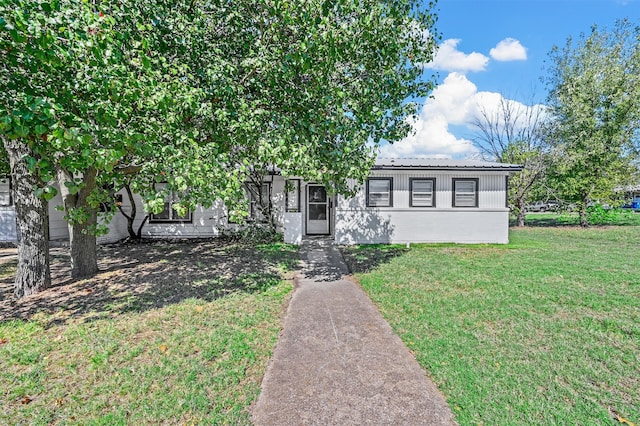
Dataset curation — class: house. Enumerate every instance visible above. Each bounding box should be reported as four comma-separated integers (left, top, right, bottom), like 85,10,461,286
618,184,640,211
0,158,522,245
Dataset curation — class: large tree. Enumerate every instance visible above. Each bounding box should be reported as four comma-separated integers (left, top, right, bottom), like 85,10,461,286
472,97,549,226
1,0,439,297
1,1,189,283
544,19,640,226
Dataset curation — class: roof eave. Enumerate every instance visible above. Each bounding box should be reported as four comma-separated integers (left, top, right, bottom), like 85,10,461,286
371,165,524,172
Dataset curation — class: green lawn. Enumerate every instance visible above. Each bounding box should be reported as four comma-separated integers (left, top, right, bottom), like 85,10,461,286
0,241,297,425
343,227,639,425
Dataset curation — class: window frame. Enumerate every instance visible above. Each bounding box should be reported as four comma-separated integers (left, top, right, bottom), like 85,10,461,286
505,176,510,208
410,178,436,208
452,178,479,208
0,177,12,207
149,183,193,223
366,177,393,207
285,179,301,213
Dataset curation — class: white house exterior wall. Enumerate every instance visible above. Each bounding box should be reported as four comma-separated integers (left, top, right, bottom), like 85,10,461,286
0,161,517,245
48,191,69,241
108,177,288,240
334,170,511,244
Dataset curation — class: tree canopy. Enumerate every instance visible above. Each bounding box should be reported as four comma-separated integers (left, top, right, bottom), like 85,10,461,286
544,19,640,226
0,0,440,295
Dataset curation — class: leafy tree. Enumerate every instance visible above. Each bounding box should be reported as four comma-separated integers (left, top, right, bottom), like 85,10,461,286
472,97,549,226
1,0,439,297
0,1,195,284
544,19,640,226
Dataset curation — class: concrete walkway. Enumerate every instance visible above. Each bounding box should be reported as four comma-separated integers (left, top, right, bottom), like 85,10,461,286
252,239,456,425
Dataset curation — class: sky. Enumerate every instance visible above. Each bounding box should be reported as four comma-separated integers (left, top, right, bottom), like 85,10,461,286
378,0,640,159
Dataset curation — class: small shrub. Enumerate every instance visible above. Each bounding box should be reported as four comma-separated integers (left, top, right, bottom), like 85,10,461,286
218,224,283,245
586,205,635,225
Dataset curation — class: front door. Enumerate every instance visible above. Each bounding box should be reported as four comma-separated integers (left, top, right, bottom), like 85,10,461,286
306,185,330,235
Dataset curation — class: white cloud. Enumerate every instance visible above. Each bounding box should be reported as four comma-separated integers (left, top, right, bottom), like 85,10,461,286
379,72,543,159
489,38,527,61
424,39,489,72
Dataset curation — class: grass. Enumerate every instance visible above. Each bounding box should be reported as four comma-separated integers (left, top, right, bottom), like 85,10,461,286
522,210,640,227
0,241,298,425
343,226,639,425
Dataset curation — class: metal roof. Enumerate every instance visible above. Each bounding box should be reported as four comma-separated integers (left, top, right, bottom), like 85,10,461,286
373,158,523,171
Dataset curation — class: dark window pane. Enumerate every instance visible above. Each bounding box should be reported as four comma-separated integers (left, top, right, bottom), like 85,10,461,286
309,204,327,220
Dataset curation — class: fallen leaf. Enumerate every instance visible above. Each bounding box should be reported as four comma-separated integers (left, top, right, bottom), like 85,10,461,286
611,408,637,426
85,288,93,293
159,344,168,353
0,338,7,345
195,306,203,313
616,416,636,426
20,396,32,405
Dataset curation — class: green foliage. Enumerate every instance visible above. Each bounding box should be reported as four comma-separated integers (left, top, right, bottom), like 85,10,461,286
1,0,440,221
218,224,284,246
544,19,640,224
585,205,636,225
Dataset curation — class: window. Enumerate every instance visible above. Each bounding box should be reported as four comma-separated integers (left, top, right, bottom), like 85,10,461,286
505,176,510,208
247,182,271,222
0,177,11,206
285,179,300,212
410,178,435,207
453,178,478,207
150,183,192,222
367,178,393,207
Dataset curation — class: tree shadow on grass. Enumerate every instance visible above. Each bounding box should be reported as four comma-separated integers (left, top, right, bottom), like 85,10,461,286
0,239,299,328
339,244,409,274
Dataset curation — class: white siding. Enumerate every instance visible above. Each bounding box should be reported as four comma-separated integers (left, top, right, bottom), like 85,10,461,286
0,169,514,246
48,192,69,241
334,169,511,244
0,207,16,242
109,176,288,239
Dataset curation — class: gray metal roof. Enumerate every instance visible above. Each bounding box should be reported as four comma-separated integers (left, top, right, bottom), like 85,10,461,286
373,158,523,171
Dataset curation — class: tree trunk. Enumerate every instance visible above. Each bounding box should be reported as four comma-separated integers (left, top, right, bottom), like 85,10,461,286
3,138,51,298
57,167,99,278
117,183,147,240
68,209,98,278
579,206,588,227
579,194,590,227
516,198,526,227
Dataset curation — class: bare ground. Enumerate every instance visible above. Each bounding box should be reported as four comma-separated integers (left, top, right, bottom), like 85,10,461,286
0,239,299,327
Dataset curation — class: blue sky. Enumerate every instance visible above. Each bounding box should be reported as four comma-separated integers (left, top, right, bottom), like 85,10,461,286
379,0,640,158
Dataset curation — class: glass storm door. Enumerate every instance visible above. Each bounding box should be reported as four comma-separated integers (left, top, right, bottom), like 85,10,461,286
306,185,330,235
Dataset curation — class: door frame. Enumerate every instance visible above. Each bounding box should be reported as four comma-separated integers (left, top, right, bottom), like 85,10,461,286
305,184,331,235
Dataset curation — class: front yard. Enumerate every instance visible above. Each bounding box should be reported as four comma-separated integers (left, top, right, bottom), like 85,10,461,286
0,240,298,425
342,226,639,425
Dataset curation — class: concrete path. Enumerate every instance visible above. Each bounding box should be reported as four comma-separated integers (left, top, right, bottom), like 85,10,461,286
252,239,456,425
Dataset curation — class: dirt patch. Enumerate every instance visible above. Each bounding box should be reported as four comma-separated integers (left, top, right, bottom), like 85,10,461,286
0,239,299,327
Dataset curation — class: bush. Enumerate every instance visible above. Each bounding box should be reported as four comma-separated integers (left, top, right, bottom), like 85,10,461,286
586,205,635,225
218,224,283,245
